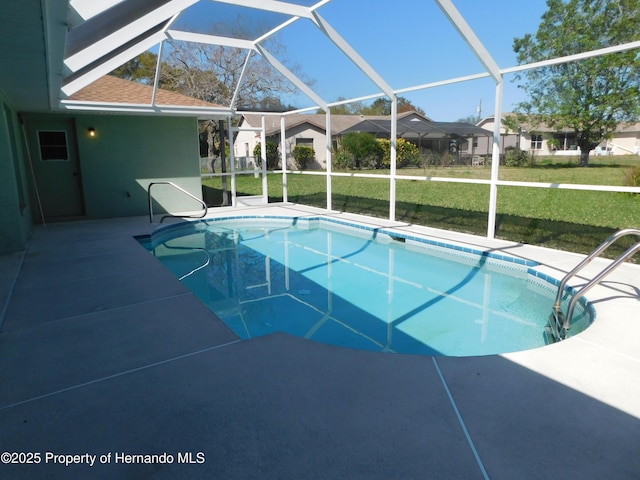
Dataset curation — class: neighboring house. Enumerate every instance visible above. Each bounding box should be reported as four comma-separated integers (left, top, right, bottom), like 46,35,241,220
234,113,374,169
477,115,640,156
338,112,490,158
234,111,490,169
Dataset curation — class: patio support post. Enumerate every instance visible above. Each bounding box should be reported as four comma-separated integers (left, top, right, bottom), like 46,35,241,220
151,40,165,106
260,115,268,204
227,116,237,207
325,110,332,212
280,115,288,203
487,81,504,239
389,97,398,221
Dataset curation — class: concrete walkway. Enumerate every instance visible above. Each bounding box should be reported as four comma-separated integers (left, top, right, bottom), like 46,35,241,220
1,206,639,479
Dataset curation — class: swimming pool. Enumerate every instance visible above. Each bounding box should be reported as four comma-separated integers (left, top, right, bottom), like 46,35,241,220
139,216,592,356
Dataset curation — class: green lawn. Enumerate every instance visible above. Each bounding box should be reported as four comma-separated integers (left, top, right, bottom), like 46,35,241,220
202,156,640,258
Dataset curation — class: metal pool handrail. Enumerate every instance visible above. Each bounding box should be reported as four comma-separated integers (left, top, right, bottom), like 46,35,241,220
549,228,640,341
147,181,208,223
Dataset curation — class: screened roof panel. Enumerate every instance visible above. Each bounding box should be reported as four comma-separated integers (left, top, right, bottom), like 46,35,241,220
236,51,314,111
277,0,322,6
274,16,386,106
313,0,492,93
171,2,293,40
57,0,638,121
453,1,546,66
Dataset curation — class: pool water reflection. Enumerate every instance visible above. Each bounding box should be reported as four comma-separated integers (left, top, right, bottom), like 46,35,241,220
140,217,591,356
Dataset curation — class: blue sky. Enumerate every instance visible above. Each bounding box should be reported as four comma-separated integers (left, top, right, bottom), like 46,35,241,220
172,0,551,121
276,0,550,121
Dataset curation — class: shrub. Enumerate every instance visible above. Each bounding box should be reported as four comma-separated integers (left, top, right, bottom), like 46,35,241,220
624,165,640,193
421,151,456,167
340,132,383,169
334,148,355,169
504,146,530,167
378,138,421,168
292,145,315,170
546,137,560,151
254,141,280,169
420,151,438,167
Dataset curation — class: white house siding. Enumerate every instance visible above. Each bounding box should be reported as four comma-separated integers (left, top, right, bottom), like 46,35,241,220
478,117,640,157
278,123,327,169
600,129,640,155
474,118,519,156
233,127,260,169
235,116,331,170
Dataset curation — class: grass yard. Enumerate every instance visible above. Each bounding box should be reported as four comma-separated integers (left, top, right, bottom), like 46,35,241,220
202,156,640,258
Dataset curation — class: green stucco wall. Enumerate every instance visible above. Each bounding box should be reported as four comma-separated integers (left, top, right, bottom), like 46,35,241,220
1,111,203,254
74,115,202,218
0,95,32,254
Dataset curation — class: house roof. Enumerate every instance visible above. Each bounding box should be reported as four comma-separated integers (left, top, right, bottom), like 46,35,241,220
340,115,490,139
68,75,223,108
240,111,433,136
616,122,640,132
240,113,374,136
478,114,640,134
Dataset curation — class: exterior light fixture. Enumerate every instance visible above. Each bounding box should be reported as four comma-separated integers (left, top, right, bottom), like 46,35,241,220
88,127,96,137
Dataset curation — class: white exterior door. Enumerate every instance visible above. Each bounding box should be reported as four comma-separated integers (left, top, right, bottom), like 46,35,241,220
27,119,84,219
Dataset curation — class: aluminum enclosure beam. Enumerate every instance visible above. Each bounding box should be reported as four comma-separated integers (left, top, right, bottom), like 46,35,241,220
61,30,168,96
502,39,640,75
311,11,395,99
255,44,328,111
60,100,233,117
434,0,501,83
230,51,254,110
167,30,256,50
212,0,313,19
65,0,199,73
69,0,125,22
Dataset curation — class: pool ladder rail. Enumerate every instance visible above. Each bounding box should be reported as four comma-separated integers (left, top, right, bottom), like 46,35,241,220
547,228,640,343
147,181,208,223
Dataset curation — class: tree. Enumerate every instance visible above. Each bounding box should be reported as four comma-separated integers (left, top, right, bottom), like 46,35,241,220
253,141,280,170
340,132,383,169
292,145,315,170
456,114,481,124
330,96,425,116
113,19,313,109
513,0,640,166
111,51,158,83
161,40,312,108
112,19,313,155
378,138,420,168
329,97,368,115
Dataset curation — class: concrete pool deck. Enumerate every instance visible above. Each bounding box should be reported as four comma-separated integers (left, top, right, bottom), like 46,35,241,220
1,203,638,479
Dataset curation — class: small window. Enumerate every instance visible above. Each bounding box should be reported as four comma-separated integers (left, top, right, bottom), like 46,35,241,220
296,138,313,147
38,131,69,161
531,134,543,150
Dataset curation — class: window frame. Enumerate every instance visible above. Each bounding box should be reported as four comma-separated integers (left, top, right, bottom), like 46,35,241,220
37,130,70,161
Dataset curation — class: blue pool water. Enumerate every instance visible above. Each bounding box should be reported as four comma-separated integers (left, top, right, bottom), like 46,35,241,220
139,217,591,356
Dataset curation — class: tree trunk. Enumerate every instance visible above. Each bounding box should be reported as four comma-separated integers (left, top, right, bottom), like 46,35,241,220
219,120,229,206
579,148,590,167
207,121,215,173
